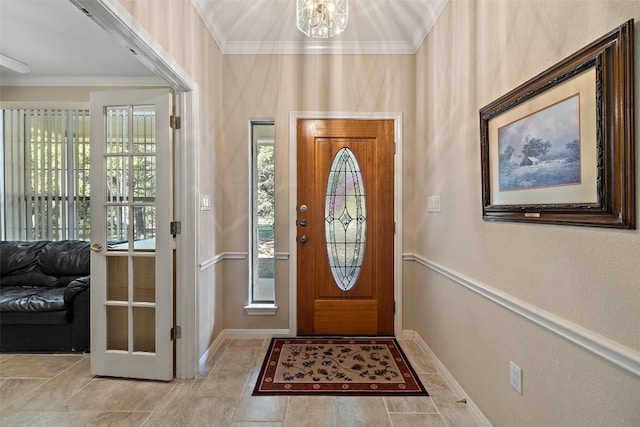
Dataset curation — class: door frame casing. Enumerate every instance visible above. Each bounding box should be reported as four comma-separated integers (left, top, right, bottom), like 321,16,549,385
289,111,403,336
73,0,200,379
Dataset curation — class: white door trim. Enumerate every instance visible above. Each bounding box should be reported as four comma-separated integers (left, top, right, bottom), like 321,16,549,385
71,0,200,379
288,111,403,337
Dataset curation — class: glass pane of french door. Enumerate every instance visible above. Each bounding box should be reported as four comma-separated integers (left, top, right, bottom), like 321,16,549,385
104,104,157,352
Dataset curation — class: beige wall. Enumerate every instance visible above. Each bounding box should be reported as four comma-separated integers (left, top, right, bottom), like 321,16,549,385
3,2,639,422
410,0,640,425
0,86,92,105
219,54,416,329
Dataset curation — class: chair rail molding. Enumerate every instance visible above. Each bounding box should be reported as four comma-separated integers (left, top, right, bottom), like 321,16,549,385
199,252,248,271
403,253,640,378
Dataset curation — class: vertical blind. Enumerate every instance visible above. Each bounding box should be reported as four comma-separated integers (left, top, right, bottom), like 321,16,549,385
2,109,91,241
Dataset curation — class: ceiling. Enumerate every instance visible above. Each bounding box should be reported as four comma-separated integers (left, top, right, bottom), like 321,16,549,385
0,0,156,85
0,0,448,86
192,0,449,54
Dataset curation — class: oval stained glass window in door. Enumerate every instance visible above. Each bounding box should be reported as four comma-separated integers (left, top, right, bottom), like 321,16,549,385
325,147,366,291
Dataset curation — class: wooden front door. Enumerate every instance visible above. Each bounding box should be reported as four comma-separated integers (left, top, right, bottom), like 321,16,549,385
297,119,394,335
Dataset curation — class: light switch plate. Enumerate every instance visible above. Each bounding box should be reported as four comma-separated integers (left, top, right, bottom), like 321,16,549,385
200,194,212,211
427,195,441,213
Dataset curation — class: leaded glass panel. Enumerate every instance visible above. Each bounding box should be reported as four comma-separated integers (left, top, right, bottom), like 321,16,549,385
325,147,366,291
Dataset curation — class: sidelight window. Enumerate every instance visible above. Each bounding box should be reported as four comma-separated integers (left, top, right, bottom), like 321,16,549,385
248,121,276,309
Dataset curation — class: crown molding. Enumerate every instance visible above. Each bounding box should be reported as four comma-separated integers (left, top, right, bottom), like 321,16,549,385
222,40,417,55
192,0,450,55
0,75,166,87
412,0,449,51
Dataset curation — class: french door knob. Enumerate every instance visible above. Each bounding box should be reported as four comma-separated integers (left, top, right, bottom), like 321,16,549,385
299,219,307,227
90,243,103,253
299,235,308,244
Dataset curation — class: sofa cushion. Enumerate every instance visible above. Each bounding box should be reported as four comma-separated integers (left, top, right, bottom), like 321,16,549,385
0,286,67,312
0,241,49,276
0,271,57,287
64,276,90,304
0,309,71,325
39,241,90,277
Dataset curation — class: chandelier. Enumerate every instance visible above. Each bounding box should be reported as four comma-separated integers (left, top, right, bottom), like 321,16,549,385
297,0,349,39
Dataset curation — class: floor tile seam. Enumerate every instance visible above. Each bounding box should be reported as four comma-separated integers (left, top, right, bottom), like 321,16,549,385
58,374,106,409
233,353,269,406
210,354,260,374
0,355,87,381
45,355,89,381
199,340,232,380
192,382,246,400
1,375,61,412
227,338,267,350
140,378,183,415
383,395,395,427
0,353,84,357
0,375,52,380
138,411,154,427
0,409,154,415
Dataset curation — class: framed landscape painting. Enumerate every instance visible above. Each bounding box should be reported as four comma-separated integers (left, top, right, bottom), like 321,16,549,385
479,20,635,228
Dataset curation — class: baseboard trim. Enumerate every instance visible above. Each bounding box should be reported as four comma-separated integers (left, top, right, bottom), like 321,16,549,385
222,328,291,339
198,331,227,375
403,253,640,378
403,330,492,427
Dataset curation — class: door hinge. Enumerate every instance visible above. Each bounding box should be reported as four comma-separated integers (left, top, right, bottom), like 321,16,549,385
394,221,397,234
394,301,396,314
170,115,181,130
171,326,181,340
170,221,182,236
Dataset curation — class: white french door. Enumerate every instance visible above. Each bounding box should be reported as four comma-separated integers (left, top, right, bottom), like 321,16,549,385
90,89,173,380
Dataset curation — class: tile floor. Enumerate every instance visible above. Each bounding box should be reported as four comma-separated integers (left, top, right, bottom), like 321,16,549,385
0,337,480,426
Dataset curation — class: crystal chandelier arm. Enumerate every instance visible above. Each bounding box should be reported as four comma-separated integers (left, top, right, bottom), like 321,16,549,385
297,0,348,38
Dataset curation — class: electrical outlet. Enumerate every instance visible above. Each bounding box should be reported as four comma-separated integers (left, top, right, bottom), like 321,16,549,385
510,361,522,394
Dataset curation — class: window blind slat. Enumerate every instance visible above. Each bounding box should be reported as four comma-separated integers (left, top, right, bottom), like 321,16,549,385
2,108,90,241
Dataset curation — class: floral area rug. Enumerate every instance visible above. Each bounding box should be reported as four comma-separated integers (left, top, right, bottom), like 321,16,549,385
252,338,428,396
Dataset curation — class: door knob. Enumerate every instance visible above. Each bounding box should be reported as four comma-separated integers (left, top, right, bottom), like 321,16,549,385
90,243,103,253
299,235,308,244
299,219,307,227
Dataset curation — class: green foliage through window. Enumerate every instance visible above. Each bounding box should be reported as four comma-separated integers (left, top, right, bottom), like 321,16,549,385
250,122,276,304
2,109,91,241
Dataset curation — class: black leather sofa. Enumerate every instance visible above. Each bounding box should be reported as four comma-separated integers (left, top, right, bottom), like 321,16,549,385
0,240,90,352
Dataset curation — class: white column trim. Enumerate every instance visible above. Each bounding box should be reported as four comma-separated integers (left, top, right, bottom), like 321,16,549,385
71,0,199,379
